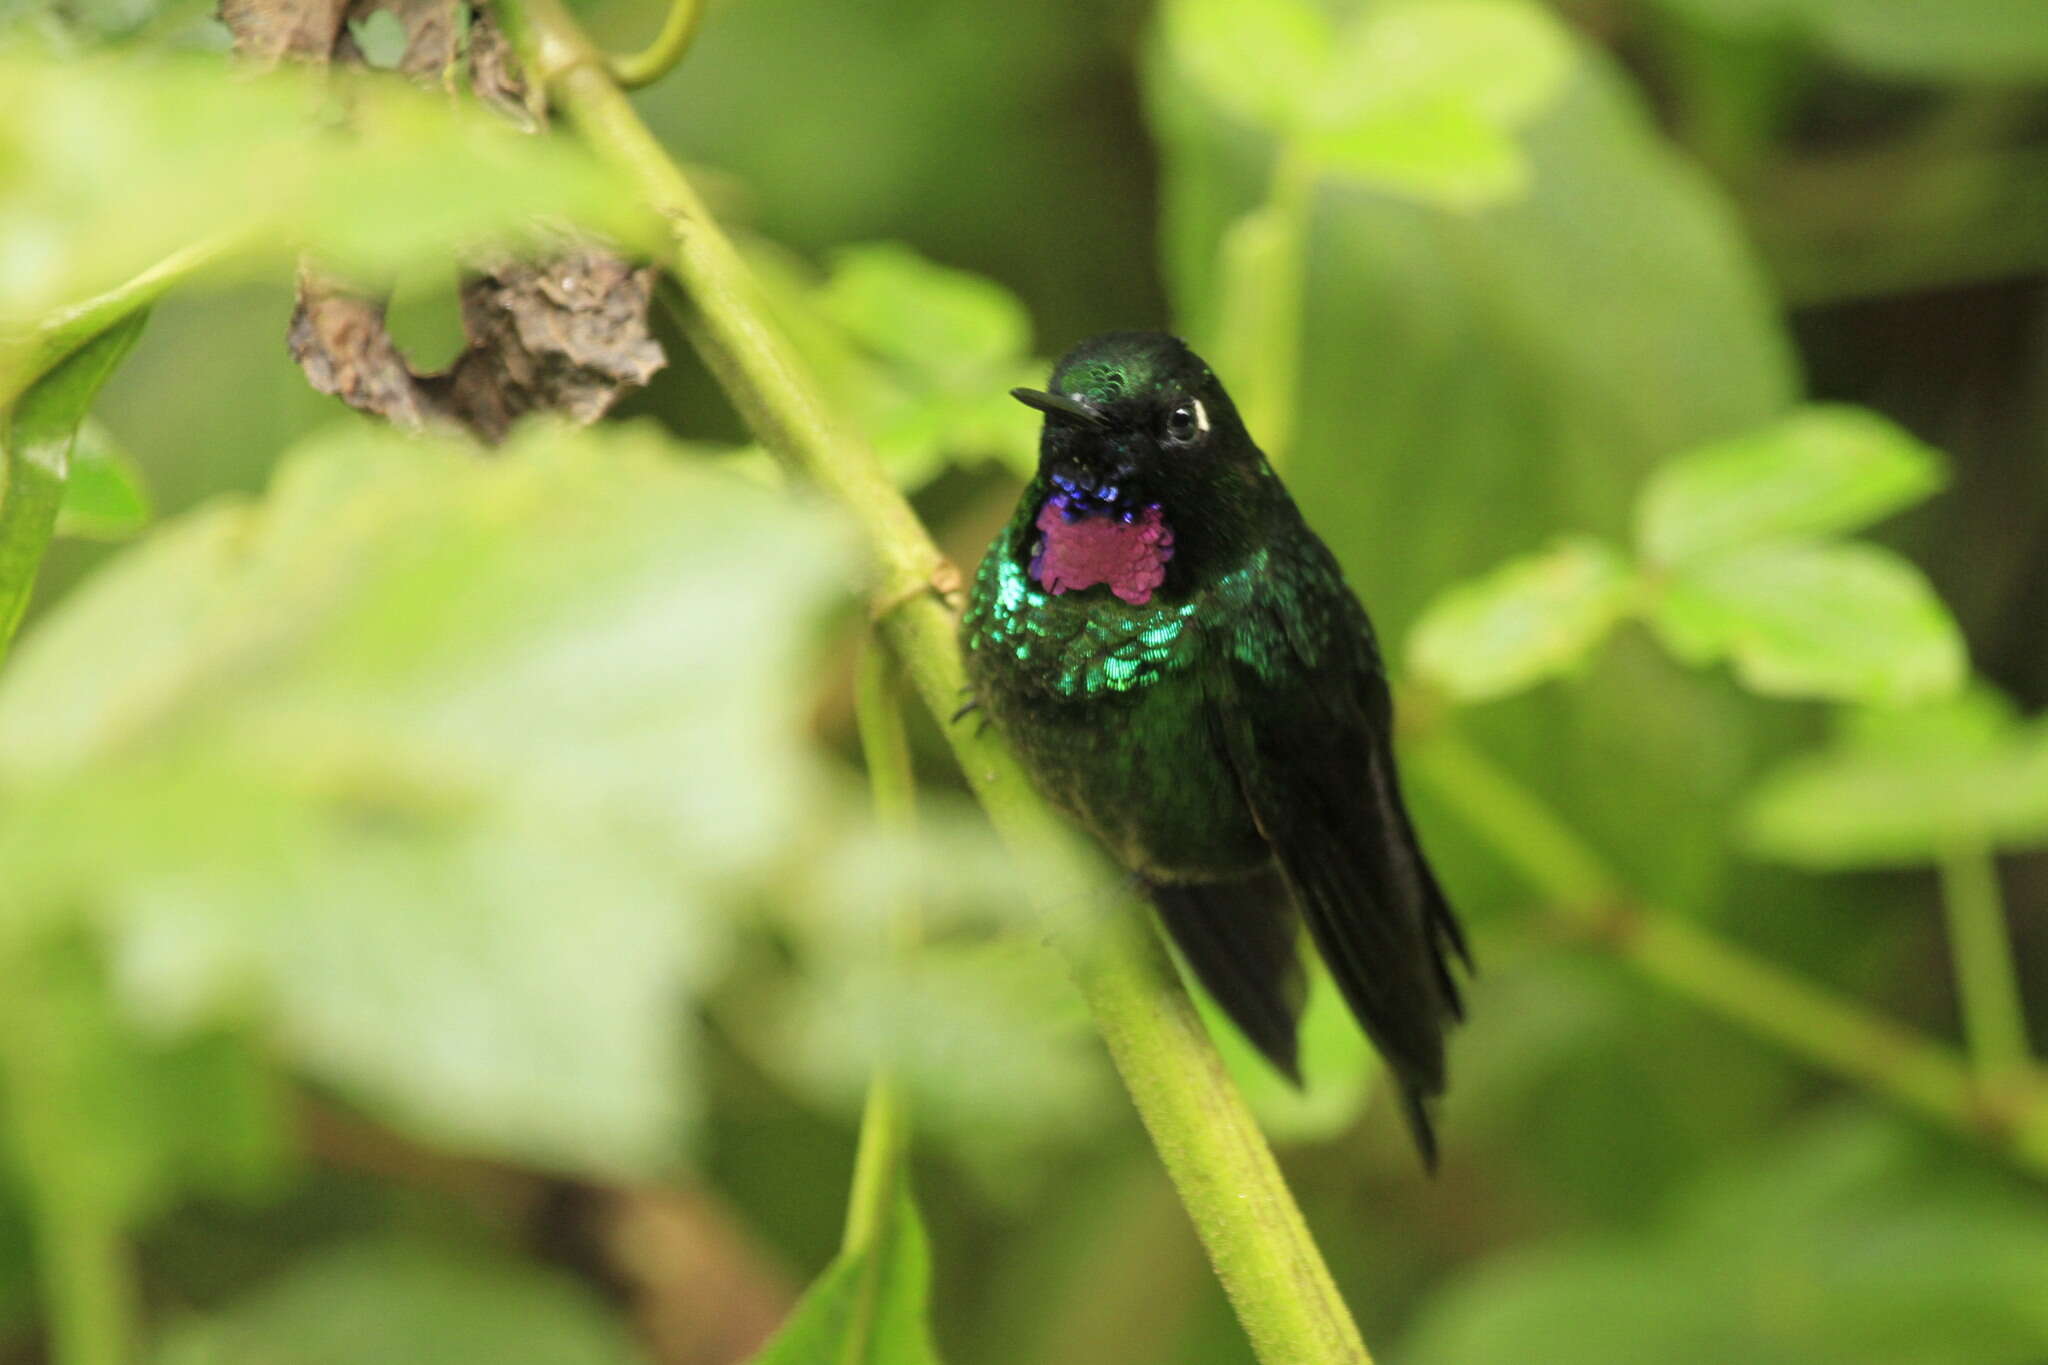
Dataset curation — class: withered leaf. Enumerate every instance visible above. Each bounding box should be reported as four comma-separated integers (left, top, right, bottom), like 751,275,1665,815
219,0,353,64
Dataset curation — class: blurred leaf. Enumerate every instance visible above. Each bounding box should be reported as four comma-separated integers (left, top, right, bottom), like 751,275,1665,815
748,1186,943,1365
54,418,152,541
0,421,854,1176
0,937,286,1237
1403,1112,2048,1365
154,1239,643,1365
758,940,1108,1185
0,55,649,329
1651,540,1965,704
1303,0,1574,206
818,243,1031,388
1653,0,2048,82
1743,689,2048,867
1157,0,1333,135
1,309,150,647
1637,406,1946,566
1407,536,1637,702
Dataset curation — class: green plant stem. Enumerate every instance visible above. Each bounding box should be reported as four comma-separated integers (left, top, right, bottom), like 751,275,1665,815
845,639,915,1260
0,985,133,1365
1214,141,1316,467
605,0,705,90
1937,841,2032,1090
27,1200,126,1365
496,2,1371,1356
1410,724,2047,1172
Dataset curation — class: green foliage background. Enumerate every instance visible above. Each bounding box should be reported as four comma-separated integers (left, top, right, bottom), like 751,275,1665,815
3,0,2047,1361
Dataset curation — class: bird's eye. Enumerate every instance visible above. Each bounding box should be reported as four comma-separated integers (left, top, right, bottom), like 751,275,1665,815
1162,399,1206,445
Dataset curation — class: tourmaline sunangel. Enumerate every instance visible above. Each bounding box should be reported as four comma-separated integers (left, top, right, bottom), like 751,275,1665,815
961,332,1469,1166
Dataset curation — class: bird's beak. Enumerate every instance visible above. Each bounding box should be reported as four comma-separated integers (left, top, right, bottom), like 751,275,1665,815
1011,387,1108,428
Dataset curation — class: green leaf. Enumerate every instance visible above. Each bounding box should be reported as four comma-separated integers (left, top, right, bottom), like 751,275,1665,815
1651,541,1964,704
153,1240,642,1365
1406,537,1637,702
748,1186,943,1365
0,421,855,1176
1742,690,2048,868
1637,406,1946,566
54,418,151,541
818,243,1031,388
1652,0,2048,82
757,242,1043,489
1,310,150,649
0,55,649,329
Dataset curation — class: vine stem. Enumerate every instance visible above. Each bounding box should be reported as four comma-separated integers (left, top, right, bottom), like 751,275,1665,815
1409,724,2048,1173
491,0,1372,1358
604,0,705,90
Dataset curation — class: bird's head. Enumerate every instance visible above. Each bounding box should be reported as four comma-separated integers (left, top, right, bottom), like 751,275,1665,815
1009,334,1276,604
1012,332,1263,516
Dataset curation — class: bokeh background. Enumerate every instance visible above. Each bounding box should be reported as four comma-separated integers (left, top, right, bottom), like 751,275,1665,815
7,0,2048,1361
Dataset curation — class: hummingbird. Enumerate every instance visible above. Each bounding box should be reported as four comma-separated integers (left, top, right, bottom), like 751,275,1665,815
960,332,1469,1166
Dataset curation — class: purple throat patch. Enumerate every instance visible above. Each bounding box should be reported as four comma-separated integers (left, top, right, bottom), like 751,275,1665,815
1029,494,1175,605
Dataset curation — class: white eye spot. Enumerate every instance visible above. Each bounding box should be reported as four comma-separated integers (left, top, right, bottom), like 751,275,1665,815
1190,398,1209,437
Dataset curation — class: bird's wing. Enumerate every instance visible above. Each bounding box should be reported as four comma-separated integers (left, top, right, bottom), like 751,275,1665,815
1206,557,1466,1166
1147,869,1304,1081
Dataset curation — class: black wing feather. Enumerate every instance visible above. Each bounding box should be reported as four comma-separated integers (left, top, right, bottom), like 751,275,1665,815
1148,870,1304,1082
1210,619,1467,1168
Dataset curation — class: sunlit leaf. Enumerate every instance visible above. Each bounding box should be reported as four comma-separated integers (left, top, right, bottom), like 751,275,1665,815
0,421,854,1175
1742,689,2048,868
1304,0,1573,205
1406,537,1637,702
1156,0,1570,207
54,418,152,541
1155,0,1333,136
154,1240,642,1365
748,1187,943,1365
1637,406,1945,566
1650,541,1965,704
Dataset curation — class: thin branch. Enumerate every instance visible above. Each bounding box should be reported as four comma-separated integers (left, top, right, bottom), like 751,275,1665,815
1410,722,2048,1175
605,0,706,90
490,0,1374,1357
